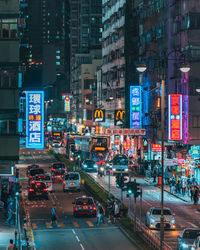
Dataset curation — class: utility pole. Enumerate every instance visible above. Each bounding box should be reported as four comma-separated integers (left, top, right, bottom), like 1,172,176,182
108,170,110,198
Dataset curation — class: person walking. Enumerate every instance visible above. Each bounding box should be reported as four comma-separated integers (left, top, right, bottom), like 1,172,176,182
49,205,60,228
5,201,15,225
194,187,199,205
113,200,120,224
97,202,104,225
181,177,186,196
190,186,194,201
107,198,114,223
6,239,14,250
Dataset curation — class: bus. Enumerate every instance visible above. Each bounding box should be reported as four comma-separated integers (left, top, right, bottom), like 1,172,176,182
90,136,110,162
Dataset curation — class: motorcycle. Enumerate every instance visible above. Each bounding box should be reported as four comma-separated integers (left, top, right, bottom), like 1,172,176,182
98,166,105,177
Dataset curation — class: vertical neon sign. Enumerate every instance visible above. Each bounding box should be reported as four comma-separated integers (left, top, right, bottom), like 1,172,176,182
130,86,141,128
26,91,44,149
168,94,182,140
62,93,73,112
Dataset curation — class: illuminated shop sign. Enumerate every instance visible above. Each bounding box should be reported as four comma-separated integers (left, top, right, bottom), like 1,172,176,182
62,93,73,112
168,94,182,140
130,86,141,128
26,91,44,149
94,109,105,122
114,110,125,126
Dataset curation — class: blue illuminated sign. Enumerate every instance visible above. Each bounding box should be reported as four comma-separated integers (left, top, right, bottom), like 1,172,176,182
26,91,44,149
130,86,141,128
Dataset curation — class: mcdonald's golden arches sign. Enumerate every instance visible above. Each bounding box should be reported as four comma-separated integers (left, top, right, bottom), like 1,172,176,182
94,109,105,122
114,110,125,126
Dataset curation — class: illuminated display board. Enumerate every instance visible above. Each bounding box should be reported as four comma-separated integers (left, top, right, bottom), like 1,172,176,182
130,86,141,128
114,110,125,126
26,91,44,149
62,93,73,112
168,94,182,140
94,109,105,122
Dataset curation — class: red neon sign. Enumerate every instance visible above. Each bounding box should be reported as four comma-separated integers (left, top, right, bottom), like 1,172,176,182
151,144,162,152
168,94,182,140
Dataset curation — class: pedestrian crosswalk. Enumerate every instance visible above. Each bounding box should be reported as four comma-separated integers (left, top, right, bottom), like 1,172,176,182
31,220,109,230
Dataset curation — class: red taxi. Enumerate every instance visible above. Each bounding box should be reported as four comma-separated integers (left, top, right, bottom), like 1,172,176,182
73,196,96,217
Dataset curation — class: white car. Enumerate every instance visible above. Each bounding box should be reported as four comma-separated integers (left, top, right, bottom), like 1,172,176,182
51,140,62,147
146,207,175,230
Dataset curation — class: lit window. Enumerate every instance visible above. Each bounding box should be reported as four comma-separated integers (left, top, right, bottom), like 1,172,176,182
56,50,60,53
56,62,60,65
56,56,60,59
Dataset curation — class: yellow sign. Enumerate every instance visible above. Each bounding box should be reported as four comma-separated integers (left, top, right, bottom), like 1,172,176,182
114,110,125,125
94,109,105,122
94,147,106,151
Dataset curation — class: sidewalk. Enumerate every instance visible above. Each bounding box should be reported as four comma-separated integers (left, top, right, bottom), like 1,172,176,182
144,177,192,203
0,208,16,250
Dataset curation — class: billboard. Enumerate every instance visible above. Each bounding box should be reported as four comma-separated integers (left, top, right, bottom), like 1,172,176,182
130,86,141,128
62,93,73,112
114,110,125,126
94,109,105,122
26,91,44,149
168,94,182,140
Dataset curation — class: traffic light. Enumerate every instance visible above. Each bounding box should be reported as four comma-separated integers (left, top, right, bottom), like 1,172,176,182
116,174,121,188
116,174,127,189
14,183,22,196
126,182,133,194
126,180,141,199
120,175,127,189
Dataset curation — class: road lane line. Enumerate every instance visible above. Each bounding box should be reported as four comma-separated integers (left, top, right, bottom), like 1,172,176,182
32,223,38,229
76,236,80,242
73,222,80,228
72,229,76,234
80,243,85,250
86,221,94,227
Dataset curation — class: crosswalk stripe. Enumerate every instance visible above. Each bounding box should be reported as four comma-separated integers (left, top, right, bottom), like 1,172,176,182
46,222,51,228
86,221,94,227
104,223,108,226
73,222,79,228
32,223,38,229
58,222,65,228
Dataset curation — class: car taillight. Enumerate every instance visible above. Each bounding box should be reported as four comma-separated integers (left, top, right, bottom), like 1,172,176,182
36,183,41,186
31,181,34,184
75,207,78,211
57,176,61,178
49,182,52,185
52,168,55,171
29,176,32,178
43,188,48,191
28,170,30,172
29,189,34,192
93,207,96,210
63,181,66,184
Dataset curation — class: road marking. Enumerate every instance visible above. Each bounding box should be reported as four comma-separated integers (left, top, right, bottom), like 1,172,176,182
187,221,198,228
34,226,117,232
76,235,80,242
80,243,85,250
73,222,80,228
32,223,38,229
86,221,93,227
58,222,65,228
46,222,51,228
72,229,76,234
104,223,108,226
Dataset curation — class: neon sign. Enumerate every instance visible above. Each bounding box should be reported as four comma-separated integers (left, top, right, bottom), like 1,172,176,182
26,91,44,149
62,93,73,112
130,86,141,128
168,94,182,140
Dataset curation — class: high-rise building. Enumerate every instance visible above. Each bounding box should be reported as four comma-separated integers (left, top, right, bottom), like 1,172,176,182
70,0,102,126
0,0,20,165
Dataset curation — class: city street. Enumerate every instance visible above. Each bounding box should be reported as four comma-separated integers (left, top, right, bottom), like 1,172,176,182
17,149,138,250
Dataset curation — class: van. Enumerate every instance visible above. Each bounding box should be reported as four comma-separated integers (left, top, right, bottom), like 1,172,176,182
63,172,81,192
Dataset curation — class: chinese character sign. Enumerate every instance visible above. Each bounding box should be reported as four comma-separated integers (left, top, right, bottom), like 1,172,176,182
26,91,44,149
168,94,182,140
130,86,141,128
62,93,73,112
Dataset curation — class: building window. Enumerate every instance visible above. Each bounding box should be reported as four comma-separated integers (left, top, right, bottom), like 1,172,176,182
56,50,60,53
192,116,200,128
0,19,18,39
56,56,60,60
0,120,7,134
56,62,60,66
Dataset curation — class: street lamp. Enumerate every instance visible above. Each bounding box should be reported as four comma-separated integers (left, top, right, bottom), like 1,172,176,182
137,61,190,249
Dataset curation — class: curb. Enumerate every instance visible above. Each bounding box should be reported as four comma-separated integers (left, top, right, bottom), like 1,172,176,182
144,178,189,203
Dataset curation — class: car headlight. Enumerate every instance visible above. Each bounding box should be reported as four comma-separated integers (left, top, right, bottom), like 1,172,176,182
191,247,195,250
150,218,155,223
181,243,189,248
83,165,87,168
125,168,128,171
94,164,98,168
170,219,175,224
113,168,116,171
100,167,104,171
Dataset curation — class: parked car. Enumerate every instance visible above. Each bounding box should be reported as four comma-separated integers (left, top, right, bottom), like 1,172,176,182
177,228,200,250
63,172,81,192
146,207,175,230
28,181,48,200
73,196,96,217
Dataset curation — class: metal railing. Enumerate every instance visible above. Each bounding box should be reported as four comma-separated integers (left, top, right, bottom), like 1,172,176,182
128,211,172,250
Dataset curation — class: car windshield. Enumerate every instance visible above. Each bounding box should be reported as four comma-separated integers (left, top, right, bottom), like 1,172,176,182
152,209,172,215
53,170,65,175
65,174,79,180
183,230,200,239
35,175,50,181
52,163,65,169
76,198,94,205
85,160,95,166
30,169,44,176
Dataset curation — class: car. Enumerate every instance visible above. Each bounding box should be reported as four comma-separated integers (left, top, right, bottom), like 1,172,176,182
63,172,81,192
146,207,175,230
28,181,48,200
82,159,98,172
51,162,66,182
26,164,39,177
73,196,96,217
28,168,45,184
177,228,200,250
192,235,200,250
51,162,66,172
32,174,53,192
51,140,62,147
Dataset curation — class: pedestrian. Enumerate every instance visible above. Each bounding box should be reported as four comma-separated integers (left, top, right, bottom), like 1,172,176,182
152,168,157,183
97,202,104,225
5,201,15,225
113,200,120,224
107,198,114,223
194,187,199,205
190,186,194,201
181,177,186,196
6,239,14,250
177,178,182,194
50,205,60,228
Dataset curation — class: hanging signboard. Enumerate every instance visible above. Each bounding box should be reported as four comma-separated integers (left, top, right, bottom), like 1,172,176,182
130,86,141,128
62,93,73,112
